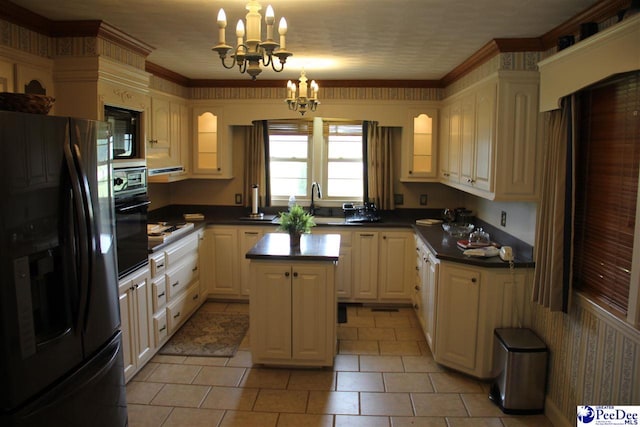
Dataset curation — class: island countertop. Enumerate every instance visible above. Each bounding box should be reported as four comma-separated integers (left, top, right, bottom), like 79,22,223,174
246,233,341,262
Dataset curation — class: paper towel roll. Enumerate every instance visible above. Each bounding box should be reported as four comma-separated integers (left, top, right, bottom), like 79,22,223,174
251,185,259,214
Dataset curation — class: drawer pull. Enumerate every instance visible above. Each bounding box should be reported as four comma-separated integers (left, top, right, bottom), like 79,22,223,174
360,233,375,237
172,281,179,287
193,294,199,300
173,312,181,319
192,266,198,272
157,263,165,269
158,292,165,298
245,232,259,235
159,325,166,332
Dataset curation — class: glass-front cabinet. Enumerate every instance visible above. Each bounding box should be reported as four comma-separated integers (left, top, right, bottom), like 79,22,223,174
192,106,232,178
400,108,438,182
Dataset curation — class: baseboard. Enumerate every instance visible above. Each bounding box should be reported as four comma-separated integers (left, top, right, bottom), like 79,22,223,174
545,396,572,427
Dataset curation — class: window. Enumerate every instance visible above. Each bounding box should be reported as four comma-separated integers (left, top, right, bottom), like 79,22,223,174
573,71,639,320
267,118,363,205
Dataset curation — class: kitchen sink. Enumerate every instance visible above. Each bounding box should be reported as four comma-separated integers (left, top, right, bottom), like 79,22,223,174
312,216,347,225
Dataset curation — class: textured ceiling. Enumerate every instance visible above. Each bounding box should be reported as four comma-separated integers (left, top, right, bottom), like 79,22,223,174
14,0,598,81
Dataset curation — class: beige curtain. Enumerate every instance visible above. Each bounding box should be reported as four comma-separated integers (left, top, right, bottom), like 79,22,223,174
366,122,395,210
532,97,575,312
243,121,266,208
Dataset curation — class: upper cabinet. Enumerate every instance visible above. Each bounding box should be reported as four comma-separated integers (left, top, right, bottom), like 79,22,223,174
191,106,232,179
401,108,438,181
147,92,189,182
439,71,541,201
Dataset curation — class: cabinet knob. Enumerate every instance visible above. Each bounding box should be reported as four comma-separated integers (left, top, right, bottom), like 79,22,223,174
284,271,290,277
293,272,298,277
471,277,477,283
414,285,420,291
413,303,419,310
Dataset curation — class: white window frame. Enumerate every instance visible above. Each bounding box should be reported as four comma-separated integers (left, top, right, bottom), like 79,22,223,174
268,117,364,208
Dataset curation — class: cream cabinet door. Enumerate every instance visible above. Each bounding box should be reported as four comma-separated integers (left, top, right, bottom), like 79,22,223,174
239,228,265,296
250,262,292,361
118,285,135,381
472,81,496,192
208,227,239,296
435,263,480,372
424,249,439,354
378,231,414,300
353,232,379,299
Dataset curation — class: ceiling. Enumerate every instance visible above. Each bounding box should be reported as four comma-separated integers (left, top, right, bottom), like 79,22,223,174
12,0,601,82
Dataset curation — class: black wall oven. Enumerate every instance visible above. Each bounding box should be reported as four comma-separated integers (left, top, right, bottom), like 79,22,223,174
113,166,150,279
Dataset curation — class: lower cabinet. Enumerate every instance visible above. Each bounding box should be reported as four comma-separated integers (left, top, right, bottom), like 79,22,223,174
353,231,379,299
432,260,531,379
379,231,414,301
250,260,336,367
118,266,153,383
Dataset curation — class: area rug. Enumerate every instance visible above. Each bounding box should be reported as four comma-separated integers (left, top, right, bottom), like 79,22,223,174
159,306,249,357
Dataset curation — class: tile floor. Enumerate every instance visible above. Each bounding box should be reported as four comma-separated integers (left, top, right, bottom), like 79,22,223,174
126,302,553,427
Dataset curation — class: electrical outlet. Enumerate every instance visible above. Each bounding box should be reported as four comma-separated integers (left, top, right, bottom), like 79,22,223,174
394,193,404,205
419,194,428,205
500,211,507,227
235,193,242,205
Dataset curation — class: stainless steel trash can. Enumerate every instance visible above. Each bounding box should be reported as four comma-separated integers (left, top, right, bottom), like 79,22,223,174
489,328,548,414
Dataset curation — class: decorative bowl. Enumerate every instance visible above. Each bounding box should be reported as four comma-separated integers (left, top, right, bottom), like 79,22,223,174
0,92,55,115
442,222,475,238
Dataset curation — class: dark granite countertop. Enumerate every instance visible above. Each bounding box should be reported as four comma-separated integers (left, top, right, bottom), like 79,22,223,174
245,233,341,262
149,205,534,268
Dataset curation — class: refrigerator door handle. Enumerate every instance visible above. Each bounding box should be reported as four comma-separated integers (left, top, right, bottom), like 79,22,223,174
63,142,93,334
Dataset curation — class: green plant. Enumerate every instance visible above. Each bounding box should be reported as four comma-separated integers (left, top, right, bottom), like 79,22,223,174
277,204,315,235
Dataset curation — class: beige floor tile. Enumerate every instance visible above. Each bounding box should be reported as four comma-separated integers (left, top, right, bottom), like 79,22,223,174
339,340,380,355
395,327,427,341
360,355,404,372
361,392,414,416
126,381,164,404
253,389,309,413
200,385,259,410
402,355,445,373
337,326,359,340
390,416,448,426
307,391,360,415
126,403,172,427
277,413,334,427
227,350,254,367
418,341,432,356
358,327,397,341
146,363,202,384
429,372,484,393
379,340,421,356
288,370,337,390
337,372,384,391
333,354,360,371
335,414,391,427
192,366,246,386
219,410,278,427
500,414,554,426
183,356,229,366
383,373,434,393
151,354,188,364
374,316,413,328
344,315,376,328
150,383,210,407
131,362,160,382
162,407,225,426
460,393,505,417
240,368,291,389
445,417,504,427
411,393,468,417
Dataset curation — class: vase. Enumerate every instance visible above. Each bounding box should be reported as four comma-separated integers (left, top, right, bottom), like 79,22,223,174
289,232,301,248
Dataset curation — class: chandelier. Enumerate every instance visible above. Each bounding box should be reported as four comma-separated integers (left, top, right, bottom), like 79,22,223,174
212,1,292,80
286,70,319,116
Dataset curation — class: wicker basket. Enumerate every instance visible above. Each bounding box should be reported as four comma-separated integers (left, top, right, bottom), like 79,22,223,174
0,92,55,115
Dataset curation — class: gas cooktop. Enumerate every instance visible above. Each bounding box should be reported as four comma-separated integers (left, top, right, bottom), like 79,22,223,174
147,222,194,245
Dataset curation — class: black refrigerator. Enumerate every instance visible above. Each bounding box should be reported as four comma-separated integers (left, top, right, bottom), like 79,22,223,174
0,111,128,426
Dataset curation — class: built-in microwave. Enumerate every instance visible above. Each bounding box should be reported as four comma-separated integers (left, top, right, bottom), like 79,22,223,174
105,105,141,161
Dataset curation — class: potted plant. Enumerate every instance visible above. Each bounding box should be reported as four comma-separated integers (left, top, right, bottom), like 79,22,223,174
277,204,315,247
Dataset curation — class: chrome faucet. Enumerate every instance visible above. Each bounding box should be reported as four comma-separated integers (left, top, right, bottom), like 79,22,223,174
310,182,322,215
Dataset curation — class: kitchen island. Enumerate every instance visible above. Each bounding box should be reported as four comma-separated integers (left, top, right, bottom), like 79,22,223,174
246,233,340,367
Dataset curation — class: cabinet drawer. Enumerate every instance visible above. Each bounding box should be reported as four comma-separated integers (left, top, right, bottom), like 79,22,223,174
150,252,166,278
152,276,167,312
165,233,198,268
153,310,168,346
165,254,198,301
166,282,201,334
